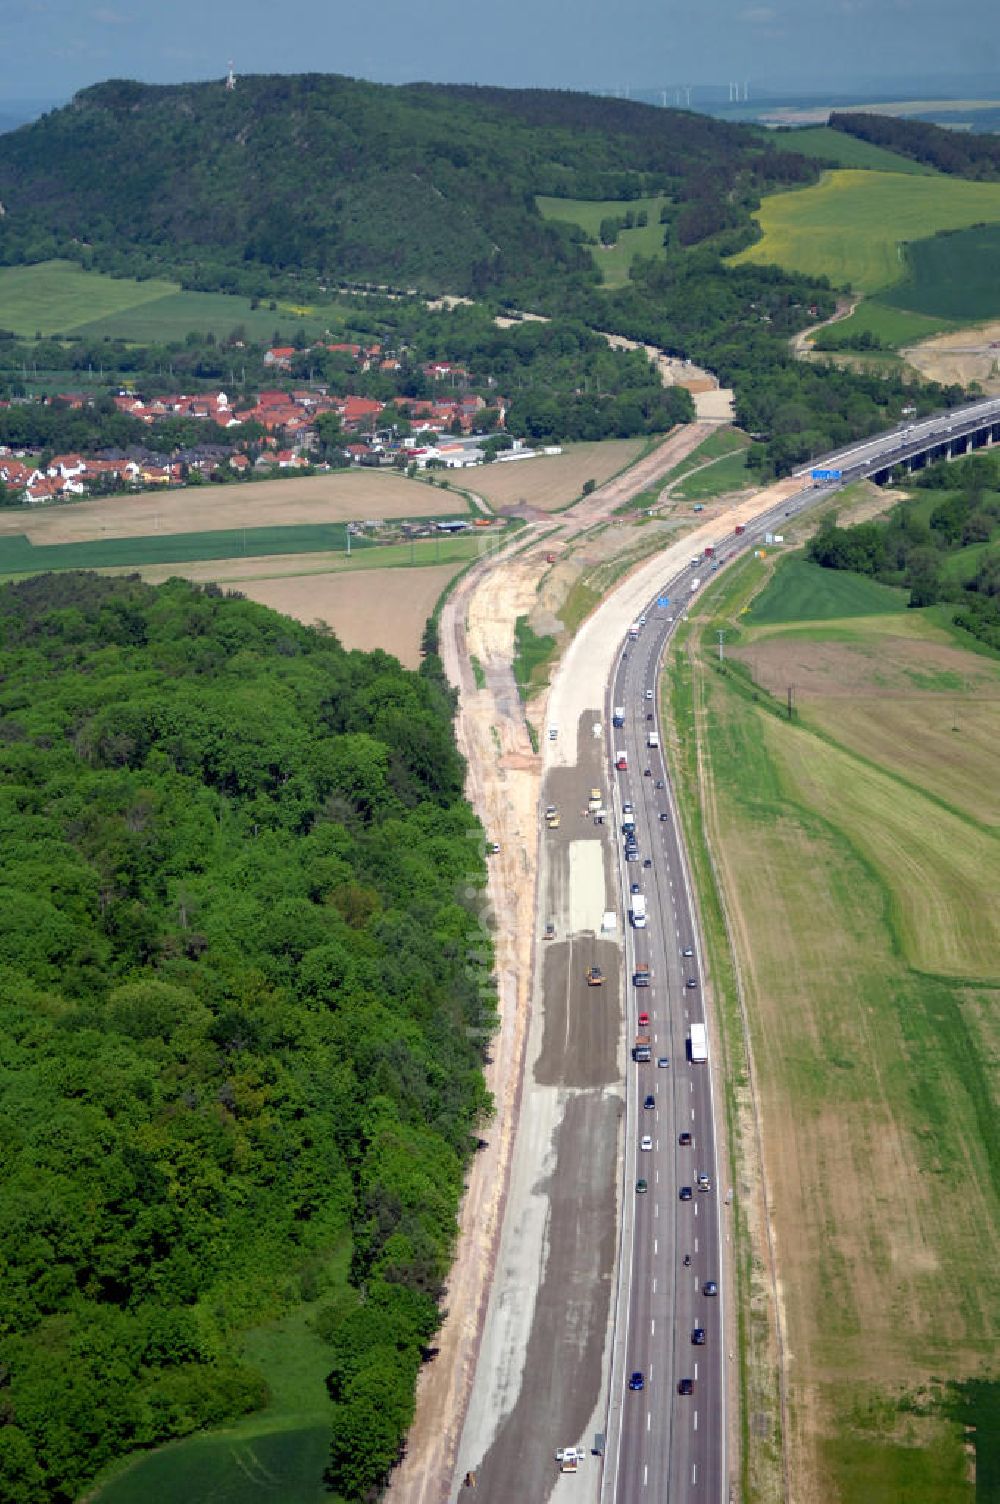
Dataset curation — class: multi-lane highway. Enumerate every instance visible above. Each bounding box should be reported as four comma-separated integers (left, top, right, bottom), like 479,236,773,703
600,393,1000,1501
450,393,1000,1504
603,580,725,1503
795,395,1000,483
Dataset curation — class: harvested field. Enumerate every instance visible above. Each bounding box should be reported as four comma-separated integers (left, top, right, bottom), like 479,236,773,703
770,717,999,979
670,549,1000,1502
464,439,645,512
0,472,453,544
233,562,462,667
682,637,999,1504
735,626,1000,824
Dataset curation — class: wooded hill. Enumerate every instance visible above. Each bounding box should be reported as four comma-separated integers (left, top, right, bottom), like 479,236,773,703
830,110,1000,180
0,74,814,297
0,573,495,1503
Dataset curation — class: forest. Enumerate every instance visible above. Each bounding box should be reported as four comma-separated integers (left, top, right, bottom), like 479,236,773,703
0,572,495,1502
829,110,1000,179
807,450,1000,648
0,74,814,298
562,257,968,475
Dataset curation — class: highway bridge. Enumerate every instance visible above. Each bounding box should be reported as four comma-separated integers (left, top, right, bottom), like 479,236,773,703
797,394,1000,486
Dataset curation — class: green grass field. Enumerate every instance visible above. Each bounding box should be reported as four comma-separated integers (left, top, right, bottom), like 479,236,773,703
939,534,999,584
732,169,1000,294
0,523,365,574
93,1243,353,1504
0,260,344,342
661,428,751,499
745,557,908,623
879,223,1000,320
675,447,752,500
812,298,957,351
0,519,482,577
535,195,668,286
668,553,1000,1503
93,1304,342,1503
760,125,936,175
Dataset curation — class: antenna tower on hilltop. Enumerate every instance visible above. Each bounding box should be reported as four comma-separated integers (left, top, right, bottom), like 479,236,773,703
226,60,236,91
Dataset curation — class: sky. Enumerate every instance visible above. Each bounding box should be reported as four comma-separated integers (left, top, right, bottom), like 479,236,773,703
3,0,998,104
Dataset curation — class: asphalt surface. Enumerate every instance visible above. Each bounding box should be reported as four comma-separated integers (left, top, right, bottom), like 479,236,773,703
603,599,725,1504
797,395,1000,483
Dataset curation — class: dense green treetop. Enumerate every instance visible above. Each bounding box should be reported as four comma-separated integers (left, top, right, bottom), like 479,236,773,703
0,571,494,1502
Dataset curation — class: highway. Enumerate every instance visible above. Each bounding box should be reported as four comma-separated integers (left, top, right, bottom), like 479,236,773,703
794,395,1000,483
450,391,1000,1504
604,589,725,1504
600,392,1000,1501
600,474,880,1501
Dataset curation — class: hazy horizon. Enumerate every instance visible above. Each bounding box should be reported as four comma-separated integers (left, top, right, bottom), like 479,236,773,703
1,0,997,105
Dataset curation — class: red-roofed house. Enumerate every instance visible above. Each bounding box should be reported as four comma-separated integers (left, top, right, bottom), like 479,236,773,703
338,396,384,431
264,346,298,369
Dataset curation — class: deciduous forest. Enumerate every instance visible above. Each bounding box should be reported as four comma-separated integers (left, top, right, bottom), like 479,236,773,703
808,450,1000,647
0,573,495,1502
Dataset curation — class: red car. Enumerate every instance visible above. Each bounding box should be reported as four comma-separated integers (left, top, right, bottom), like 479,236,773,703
638,1011,650,1028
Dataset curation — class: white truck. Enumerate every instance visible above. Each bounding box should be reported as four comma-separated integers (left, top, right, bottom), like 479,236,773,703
612,705,626,728
689,1022,708,1063
690,577,701,593
555,1446,580,1473
647,730,660,749
630,894,647,929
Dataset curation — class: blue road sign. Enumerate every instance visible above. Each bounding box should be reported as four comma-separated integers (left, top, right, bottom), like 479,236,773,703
657,595,670,608
811,467,843,481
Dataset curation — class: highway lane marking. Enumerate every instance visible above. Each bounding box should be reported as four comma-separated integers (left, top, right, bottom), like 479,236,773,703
653,1278,657,1294
647,1412,652,1432
644,1464,649,1488
654,1238,658,1255
694,1362,699,1379
694,1410,698,1431
651,1318,655,1336
692,1463,697,1485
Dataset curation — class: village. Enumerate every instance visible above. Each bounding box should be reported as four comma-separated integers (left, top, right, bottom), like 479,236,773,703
0,340,556,505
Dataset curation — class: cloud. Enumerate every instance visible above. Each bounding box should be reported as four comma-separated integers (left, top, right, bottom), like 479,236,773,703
737,5,777,21
92,5,130,22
